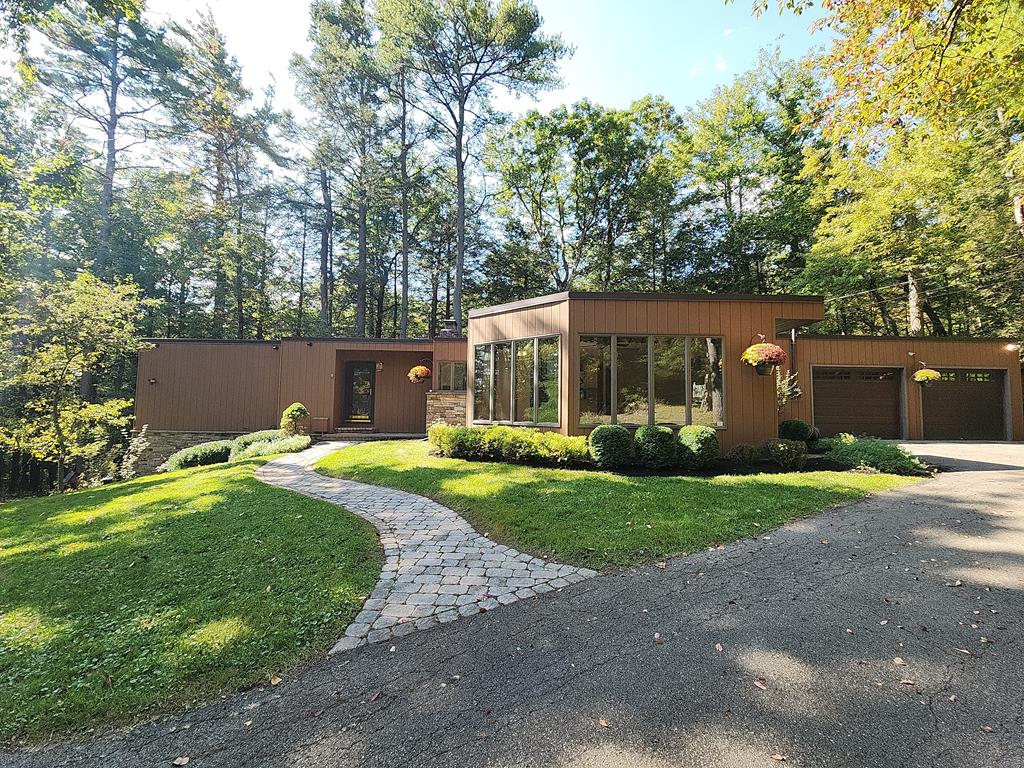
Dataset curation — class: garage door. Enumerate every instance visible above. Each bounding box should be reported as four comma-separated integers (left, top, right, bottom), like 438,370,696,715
813,367,902,438
922,369,1006,440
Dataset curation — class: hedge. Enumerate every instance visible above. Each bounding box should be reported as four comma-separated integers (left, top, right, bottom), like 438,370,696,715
232,434,312,460
228,429,284,459
161,440,234,472
428,423,590,468
826,438,927,476
587,424,635,468
676,425,720,470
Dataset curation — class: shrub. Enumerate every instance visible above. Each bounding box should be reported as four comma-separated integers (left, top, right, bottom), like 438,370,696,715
229,429,284,459
479,425,539,462
827,438,927,476
677,425,720,470
428,423,458,454
635,425,677,469
764,439,808,471
587,424,635,468
448,426,485,460
536,432,591,467
161,439,234,471
724,443,759,465
232,434,311,460
280,402,310,435
778,418,813,443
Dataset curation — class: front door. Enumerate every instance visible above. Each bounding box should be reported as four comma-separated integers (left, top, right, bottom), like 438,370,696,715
343,361,376,423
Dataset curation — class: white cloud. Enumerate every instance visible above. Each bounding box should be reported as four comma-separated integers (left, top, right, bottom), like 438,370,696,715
714,54,728,72
688,66,703,79
722,28,735,37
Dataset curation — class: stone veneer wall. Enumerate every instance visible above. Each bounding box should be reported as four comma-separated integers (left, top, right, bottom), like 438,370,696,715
136,430,244,475
425,390,467,428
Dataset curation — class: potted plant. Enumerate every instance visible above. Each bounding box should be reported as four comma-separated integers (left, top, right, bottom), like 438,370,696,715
741,342,788,376
407,364,431,384
912,367,941,387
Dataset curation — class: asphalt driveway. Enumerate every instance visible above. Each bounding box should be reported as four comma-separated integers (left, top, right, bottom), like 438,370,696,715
6,443,1024,768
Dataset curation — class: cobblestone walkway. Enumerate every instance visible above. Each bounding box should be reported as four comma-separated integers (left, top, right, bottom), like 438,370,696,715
256,442,596,653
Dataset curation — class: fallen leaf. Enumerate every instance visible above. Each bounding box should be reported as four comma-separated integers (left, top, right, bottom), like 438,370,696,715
655,562,667,569
173,758,190,766
369,690,380,702
598,719,609,728
244,720,253,726
880,620,889,626
820,538,829,545
715,643,724,653
754,678,767,691
981,725,993,733
898,679,915,685
893,657,906,666
770,754,787,762
653,633,664,645
269,674,282,686
948,695,957,703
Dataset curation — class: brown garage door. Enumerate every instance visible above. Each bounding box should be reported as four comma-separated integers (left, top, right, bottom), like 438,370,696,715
813,367,902,438
922,369,1005,440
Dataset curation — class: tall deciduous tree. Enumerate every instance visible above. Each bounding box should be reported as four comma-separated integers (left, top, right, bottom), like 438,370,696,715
377,0,568,331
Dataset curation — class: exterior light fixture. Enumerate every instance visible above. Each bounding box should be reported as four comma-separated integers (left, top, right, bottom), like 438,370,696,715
148,378,157,385
1007,343,1021,351
375,361,384,372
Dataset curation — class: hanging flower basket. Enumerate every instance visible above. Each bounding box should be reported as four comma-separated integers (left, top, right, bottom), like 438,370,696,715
740,343,787,376
407,365,431,384
912,368,941,387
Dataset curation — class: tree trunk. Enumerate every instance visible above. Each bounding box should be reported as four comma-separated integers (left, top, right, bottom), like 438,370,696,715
870,288,900,335
319,165,333,333
95,15,122,278
211,148,229,338
356,174,368,337
923,302,948,336
232,160,245,338
399,72,411,337
453,106,466,332
297,210,307,336
907,270,924,336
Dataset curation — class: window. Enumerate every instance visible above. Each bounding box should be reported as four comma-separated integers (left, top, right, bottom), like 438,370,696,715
473,345,491,421
579,336,612,424
473,335,560,425
436,361,467,391
578,335,725,428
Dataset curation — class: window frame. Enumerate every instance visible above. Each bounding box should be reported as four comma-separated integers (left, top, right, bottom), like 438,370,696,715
436,360,467,392
576,334,726,430
472,334,561,427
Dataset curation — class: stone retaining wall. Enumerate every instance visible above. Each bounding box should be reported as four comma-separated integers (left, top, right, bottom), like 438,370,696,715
136,429,243,475
425,390,467,428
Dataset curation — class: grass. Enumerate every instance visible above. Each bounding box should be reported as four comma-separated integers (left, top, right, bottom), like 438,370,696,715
0,458,381,743
317,440,919,571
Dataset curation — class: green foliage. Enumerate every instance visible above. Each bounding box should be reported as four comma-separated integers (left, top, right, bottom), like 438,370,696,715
676,425,720,470
280,403,310,434
429,424,590,468
228,429,284,458
0,459,380,740
778,418,813,442
232,434,312,460
724,443,760,465
764,439,808,471
635,425,677,469
161,439,233,471
587,424,635,468
827,438,927,476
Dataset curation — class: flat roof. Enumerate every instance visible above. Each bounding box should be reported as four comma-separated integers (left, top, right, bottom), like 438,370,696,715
142,336,466,344
468,291,825,319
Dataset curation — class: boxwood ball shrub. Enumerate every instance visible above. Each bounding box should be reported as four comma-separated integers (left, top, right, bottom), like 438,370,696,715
587,424,635,468
676,425,720,470
827,438,927,476
778,418,813,443
765,439,808,471
724,443,759,465
635,425,677,469
280,402,310,435
161,439,234,471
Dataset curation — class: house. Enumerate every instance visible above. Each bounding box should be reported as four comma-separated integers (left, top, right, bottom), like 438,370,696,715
134,291,1023,470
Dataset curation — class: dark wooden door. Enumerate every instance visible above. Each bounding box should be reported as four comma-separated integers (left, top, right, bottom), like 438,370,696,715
343,361,376,423
922,369,1005,440
812,367,902,438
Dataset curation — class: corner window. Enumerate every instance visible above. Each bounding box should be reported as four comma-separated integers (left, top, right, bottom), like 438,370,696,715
436,361,467,391
578,335,725,428
473,336,560,425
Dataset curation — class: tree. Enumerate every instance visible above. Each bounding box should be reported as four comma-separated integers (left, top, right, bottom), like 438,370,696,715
1,273,149,490
377,0,568,331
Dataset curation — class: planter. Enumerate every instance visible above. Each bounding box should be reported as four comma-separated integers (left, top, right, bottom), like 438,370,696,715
912,368,941,387
741,342,787,373
755,362,774,376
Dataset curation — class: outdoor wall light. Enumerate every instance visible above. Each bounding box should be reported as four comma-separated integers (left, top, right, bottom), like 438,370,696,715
376,361,384,372
148,378,157,385
1007,343,1021,351
306,341,313,347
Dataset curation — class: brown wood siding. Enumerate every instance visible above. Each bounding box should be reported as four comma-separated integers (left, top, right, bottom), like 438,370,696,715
332,349,432,433
134,342,281,431
431,338,468,362
782,337,1023,441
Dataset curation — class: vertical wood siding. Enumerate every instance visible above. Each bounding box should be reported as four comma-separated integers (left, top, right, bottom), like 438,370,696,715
781,336,1024,441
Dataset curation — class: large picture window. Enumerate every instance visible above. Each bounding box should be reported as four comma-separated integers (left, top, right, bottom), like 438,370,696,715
473,335,560,425
577,335,725,428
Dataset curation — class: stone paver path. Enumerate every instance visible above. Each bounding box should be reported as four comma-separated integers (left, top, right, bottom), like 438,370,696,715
255,442,596,653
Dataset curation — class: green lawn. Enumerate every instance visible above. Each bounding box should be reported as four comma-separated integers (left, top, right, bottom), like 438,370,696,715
317,440,918,571
0,458,381,743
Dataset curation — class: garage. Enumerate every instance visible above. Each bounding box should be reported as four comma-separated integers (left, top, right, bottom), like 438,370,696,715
922,369,1006,440
812,367,903,438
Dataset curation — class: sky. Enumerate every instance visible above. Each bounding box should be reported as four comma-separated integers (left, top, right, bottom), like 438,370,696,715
145,0,828,117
